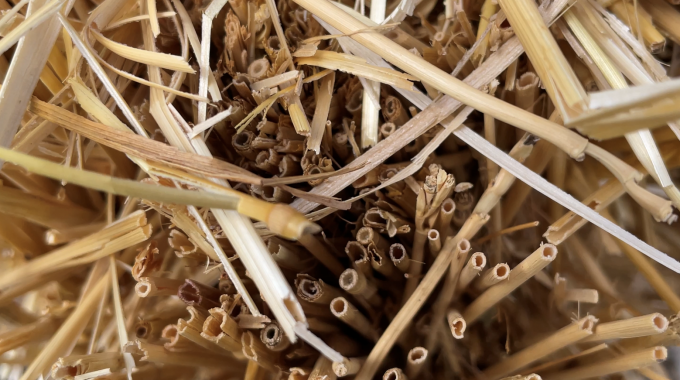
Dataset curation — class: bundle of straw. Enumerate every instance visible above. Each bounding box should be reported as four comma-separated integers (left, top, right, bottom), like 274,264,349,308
2,0,680,379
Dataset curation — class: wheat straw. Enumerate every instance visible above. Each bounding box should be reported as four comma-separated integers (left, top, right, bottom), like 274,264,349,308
544,346,667,380
482,316,597,380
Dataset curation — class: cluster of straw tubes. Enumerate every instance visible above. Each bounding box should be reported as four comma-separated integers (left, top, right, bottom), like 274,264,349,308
3,0,680,378
280,1,680,379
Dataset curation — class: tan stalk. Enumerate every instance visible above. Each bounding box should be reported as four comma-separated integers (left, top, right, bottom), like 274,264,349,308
473,263,510,291
360,0,385,148
481,316,597,380
135,277,185,297
90,29,194,73
463,244,558,324
332,357,365,377
544,346,667,380
520,343,609,375
330,297,379,342
405,347,427,379
0,0,72,157
382,368,407,380
582,313,668,342
446,310,466,339
456,252,487,293
564,7,680,212
308,72,336,153
19,272,111,380
496,0,588,120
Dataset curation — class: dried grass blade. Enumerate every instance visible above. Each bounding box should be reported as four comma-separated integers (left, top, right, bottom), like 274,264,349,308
0,0,63,56
29,99,260,184
170,0,221,101
307,71,335,153
296,51,416,90
0,0,67,158
90,28,194,73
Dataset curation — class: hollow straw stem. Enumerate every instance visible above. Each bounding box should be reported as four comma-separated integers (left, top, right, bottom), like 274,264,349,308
581,313,668,343
446,310,466,339
19,271,111,380
338,268,381,307
609,216,680,312
354,233,482,379
498,0,588,120
436,198,455,241
543,346,667,380
135,277,185,297
298,233,345,277
290,0,589,160
463,244,558,324
333,357,366,377
481,316,598,380
330,297,379,342
382,368,407,380
425,239,472,351
389,243,411,273
474,263,510,291
359,0,384,148
405,347,428,379
456,252,487,293
427,229,441,254
520,343,609,375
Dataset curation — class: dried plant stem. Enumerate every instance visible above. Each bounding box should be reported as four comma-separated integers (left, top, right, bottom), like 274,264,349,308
45,222,108,245
427,229,441,254
298,233,345,277
0,316,58,355
463,245,558,324
456,252,487,293
355,230,481,379
19,271,111,380
608,1,664,52
497,0,587,120
582,313,668,343
0,0,68,158
521,343,609,375
0,184,97,229
425,239,472,350
339,268,382,307
333,357,365,377
293,0,590,160
612,225,680,312
641,0,680,44
472,0,498,65
482,316,597,380
308,72,336,153
405,347,427,379
544,346,667,380
474,263,510,291
135,277,185,297
309,356,336,380
360,0,385,148
0,211,147,290
564,8,680,212
382,368,406,380
290,0,578,216
446,310,466,339
330,297,379,342
125,340,239,367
